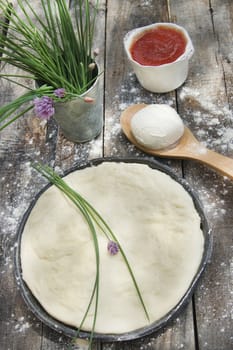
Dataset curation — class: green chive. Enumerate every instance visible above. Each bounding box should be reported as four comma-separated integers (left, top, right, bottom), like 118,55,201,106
32,162,150,349
0,0,100,130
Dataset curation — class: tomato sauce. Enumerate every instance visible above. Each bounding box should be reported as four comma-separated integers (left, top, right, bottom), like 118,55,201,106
130,25,187,66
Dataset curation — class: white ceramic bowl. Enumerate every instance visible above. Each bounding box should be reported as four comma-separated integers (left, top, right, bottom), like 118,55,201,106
124,23,194,93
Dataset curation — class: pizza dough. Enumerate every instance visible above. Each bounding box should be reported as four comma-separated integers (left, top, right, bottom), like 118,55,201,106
21,162,204,333
131,104,184,149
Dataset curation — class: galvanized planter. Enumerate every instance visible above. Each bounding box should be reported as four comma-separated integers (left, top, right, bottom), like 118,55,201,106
54,66,102,143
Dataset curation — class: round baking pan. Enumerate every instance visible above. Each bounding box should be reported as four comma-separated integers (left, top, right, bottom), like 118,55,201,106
14,157,212,342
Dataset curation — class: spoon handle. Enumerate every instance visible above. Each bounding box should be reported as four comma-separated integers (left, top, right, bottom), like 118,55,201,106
193,148,233,180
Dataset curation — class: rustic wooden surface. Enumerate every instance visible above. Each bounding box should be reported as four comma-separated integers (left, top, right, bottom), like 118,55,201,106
0,0,232,349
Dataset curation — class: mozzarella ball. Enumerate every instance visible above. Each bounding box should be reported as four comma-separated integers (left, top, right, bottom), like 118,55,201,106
131,104,184,150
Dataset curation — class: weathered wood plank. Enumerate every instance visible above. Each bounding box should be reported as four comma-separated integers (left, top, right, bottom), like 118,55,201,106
103,1,196,349
170,0,233,349
0,1,105,349
0,1,51,349
54,0,106,172
1,0,232,349
103,0,183,174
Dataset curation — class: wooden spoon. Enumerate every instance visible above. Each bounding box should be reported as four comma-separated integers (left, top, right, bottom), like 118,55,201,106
120,103,233,180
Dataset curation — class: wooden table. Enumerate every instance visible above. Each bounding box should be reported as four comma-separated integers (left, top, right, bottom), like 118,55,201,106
0,1,232,349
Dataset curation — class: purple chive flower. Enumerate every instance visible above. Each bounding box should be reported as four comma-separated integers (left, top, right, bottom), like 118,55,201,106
54,88,65,98
107,240,119,256
34,96,55,120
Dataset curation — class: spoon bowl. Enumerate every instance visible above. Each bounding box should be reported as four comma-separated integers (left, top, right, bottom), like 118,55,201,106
120,104,233,180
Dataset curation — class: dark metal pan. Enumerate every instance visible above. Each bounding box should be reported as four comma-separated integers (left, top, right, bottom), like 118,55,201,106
14,157,212,342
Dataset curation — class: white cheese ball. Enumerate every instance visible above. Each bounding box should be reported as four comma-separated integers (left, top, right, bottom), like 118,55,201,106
131,104,184,150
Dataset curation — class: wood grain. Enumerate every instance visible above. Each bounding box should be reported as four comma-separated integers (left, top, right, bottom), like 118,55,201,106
0,0,232,349
169,0,233,349
103,1,195,350
54,0,106,172
0,2,49,350
0,1,104,349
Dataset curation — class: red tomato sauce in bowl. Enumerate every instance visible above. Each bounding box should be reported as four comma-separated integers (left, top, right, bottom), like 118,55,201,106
130,25,187,66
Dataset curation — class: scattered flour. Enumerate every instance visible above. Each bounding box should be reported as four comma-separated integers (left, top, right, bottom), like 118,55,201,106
179,85,233,154
0,61,233,350
140,0,153,6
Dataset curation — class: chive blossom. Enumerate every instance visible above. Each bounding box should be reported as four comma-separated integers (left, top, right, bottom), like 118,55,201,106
107,240,119,255
54,88,65,98
34,96,55,120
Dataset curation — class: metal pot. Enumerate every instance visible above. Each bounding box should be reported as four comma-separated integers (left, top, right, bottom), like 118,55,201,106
53,67,102,143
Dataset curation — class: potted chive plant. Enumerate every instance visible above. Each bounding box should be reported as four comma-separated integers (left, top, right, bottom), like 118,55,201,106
0,0,102,143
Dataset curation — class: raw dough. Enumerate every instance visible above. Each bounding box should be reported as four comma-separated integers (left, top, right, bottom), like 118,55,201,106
131,104,184,149
21,162,204,333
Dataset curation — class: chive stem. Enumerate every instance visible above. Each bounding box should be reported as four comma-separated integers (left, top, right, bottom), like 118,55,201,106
32,162,150,349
